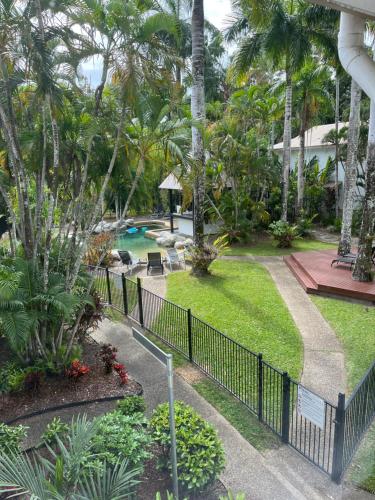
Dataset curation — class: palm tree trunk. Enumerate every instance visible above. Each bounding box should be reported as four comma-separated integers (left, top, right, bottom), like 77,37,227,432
297,102,307,213
338,79,361,256
191,0,206,251
121,156,145,219
335,73,340,219
352,55,375,281
281,69,292,221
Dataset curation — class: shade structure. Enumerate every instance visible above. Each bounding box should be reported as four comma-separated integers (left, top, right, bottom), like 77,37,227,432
309,0,375,18
159,172,182,191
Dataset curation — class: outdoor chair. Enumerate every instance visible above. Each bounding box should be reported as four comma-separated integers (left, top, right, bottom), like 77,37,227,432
147,252,164,275
331,246,375,269
166,248,185,271
118,250,139,275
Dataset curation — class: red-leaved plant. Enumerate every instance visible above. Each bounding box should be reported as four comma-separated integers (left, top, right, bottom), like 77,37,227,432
65,359,90,382
114,363,129,385
96,344,118,373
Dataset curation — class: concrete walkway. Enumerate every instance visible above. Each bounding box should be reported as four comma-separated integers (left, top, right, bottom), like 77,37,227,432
222,255,347,402
92,319,369,500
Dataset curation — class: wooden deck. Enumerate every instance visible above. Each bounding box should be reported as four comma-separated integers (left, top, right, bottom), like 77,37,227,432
284,249,375,303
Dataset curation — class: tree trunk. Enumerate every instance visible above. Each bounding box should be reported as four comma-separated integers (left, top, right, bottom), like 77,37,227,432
338,79,362,256
191,0,206,252
335,74,340,219
121,156,145,219
281,70,292,221
352,51,375,282
297,101,307,213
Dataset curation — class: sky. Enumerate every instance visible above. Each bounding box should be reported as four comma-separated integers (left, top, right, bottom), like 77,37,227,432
80,0,233,87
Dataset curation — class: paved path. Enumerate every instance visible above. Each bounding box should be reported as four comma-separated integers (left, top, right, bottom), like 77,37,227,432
222,255,347,402
92,319,368,500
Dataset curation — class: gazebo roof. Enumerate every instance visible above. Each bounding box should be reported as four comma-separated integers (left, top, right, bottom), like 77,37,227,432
159,172,182,191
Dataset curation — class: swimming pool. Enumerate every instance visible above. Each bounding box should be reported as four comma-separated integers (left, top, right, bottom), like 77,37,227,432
115,226,160,258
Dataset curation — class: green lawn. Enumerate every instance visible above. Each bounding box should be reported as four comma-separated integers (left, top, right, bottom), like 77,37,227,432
225,237,336,257
311,297,375,392
166,259,303,380
311,296,375,494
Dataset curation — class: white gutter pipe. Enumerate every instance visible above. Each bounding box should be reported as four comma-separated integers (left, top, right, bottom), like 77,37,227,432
338,12,375,102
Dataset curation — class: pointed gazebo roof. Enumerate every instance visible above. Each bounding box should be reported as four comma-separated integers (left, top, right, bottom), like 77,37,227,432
159,172,182,191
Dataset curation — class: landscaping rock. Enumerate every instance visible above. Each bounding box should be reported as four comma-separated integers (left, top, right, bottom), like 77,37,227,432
110,250,121,261
125,218,135,226
156,234,177,248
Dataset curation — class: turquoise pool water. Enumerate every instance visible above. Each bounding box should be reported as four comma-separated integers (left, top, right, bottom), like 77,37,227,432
115,226,159,258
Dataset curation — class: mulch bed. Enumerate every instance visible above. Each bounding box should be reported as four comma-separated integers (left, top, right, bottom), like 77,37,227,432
0,340,142,424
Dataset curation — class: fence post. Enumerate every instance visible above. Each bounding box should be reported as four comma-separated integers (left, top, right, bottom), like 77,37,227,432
281,371,291,443
332,392,346,484
105,267,112,305
187,308,193,362
137,277,144,327
258,353,263,421
121,273,128,316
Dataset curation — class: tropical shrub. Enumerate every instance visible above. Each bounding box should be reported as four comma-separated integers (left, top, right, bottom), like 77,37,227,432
150,401,225,492
113,363,129,385
117,396,146,416
0,416,140,498
0,424,28,455
296,212,317,237
65,359,90,382
88,411,151,471
96,343,118,373
41,417,69,446
188,235,229,276
84,232,115,267
268,220,300,248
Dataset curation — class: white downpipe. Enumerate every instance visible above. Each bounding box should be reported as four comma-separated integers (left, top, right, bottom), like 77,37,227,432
338,12,375,102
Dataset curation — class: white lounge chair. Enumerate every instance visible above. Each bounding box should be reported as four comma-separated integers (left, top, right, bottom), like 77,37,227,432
166,248,185,271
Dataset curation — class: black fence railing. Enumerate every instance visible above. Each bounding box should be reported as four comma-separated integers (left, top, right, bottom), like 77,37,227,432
88,265,375,483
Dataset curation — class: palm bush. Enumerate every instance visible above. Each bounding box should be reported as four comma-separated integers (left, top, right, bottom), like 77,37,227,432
269,220,300,248
0,415,140,499
0,258,97,369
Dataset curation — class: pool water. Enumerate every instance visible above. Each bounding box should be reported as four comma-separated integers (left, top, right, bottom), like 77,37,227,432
115,227,159,258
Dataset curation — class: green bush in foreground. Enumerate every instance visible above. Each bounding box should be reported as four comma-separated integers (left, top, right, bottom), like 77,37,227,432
150,401,225,492
41,417,69,446
117,395,146,416
0,423,28,455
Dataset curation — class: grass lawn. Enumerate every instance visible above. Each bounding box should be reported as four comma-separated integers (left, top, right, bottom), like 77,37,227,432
311,296,375,494
225,236,336,257
166,259,303,380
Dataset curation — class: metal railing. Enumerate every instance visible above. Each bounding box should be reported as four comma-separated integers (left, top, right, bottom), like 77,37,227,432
87,265,375,483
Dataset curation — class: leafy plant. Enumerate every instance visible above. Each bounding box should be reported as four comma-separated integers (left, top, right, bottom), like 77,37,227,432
23,368,44,393
84,232,115,267
114,363,129,385
188,235,229,276
0,363,24,393
88,411,151,471
296,211,317,237
117,396,146,416
0,424,28,455
41,417,69,446
0,416,140,499
268,220,300,248
65,359,90,382
150,401,225,492
96,343,118,373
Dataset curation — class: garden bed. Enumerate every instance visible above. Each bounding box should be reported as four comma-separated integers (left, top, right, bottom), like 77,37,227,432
0,340,142,424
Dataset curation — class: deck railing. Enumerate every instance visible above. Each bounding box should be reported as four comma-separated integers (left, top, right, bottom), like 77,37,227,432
87,264,375,483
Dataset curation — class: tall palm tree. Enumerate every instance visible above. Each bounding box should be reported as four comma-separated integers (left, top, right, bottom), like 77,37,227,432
293,60,331,212
191,0,206,259
338,79,362,256
227,0,334,221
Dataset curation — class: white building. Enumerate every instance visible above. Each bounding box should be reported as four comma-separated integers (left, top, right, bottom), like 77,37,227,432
273,122,347,182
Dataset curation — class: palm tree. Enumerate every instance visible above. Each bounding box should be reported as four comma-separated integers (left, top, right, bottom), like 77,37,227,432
338,79,362,256
227,0,334,221
293,60,331,212
191,0,206,260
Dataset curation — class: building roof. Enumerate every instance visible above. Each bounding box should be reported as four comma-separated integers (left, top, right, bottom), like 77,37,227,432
159,172,183,191
273,123,348,151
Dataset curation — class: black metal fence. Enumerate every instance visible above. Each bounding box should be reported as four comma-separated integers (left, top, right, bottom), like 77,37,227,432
88,265,375,483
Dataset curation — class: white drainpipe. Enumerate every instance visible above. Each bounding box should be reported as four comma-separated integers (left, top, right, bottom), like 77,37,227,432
338,12,375,101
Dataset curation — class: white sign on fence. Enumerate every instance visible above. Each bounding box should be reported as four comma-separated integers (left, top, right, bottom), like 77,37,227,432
297,385,326,430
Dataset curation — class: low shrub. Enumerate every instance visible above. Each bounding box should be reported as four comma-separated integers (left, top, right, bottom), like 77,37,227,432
41,417,69,446
117,396,146,416
0,423,28,454
65,359,90,382
296,212,317,237
150,401,225,492
88,410,151,471
269,220,300,248
96,343,118,373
